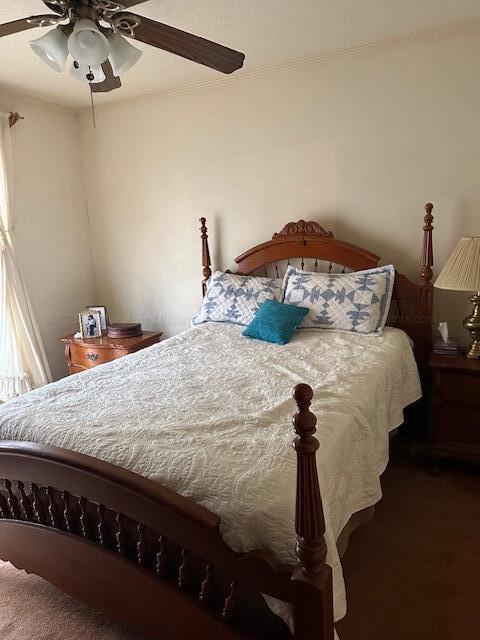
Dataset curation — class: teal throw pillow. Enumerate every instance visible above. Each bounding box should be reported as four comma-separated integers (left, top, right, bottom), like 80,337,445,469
242,300,309,345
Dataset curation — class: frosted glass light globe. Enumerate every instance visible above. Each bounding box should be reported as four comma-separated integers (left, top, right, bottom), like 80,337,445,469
68,19,110,66
108,32,142,76
30,27,69,73
78,31,97,49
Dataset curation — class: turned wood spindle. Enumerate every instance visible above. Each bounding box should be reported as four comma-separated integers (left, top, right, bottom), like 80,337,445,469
97,504,106,546
275,261,280,278
136,523,147,566
61,491,73,532
17,481,33,521
4,480,20,520
115,513,126,555
199,217,212,297
31,483,46,524
314,257,319,272
79,496,89,538
177,548,189,591
156,535,167,577
46,487,58,528
222,581,238,621
0,490,9,519
328,262,332,273
199,563,214,604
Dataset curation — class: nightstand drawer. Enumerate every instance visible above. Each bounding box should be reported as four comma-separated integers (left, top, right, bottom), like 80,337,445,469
441,404,480,446
62,331,163,376
68,344,124,369
429,354,480,466
442,373,480,407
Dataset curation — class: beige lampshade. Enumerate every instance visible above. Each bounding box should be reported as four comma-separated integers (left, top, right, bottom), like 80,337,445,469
434,237,480,292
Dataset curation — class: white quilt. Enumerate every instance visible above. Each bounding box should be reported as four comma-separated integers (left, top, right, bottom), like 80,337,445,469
0,323,421,629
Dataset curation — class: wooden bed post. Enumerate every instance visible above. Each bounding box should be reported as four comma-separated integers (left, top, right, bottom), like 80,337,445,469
420,203,434,284
291,384,334,640
419,202,434,364
199,217,212,297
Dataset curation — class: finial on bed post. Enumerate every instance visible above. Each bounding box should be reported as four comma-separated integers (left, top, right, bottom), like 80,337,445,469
199,217,212,297
291,384,334,640
418,203,434,364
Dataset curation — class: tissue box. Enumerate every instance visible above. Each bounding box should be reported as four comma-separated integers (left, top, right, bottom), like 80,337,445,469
433,338,458,356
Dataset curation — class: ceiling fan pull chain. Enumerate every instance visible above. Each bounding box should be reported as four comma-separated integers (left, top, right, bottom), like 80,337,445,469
90,84,97,129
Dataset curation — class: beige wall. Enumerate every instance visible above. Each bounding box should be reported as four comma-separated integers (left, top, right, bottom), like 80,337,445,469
77,27,480,344
1,27,477,385
2,93,96,379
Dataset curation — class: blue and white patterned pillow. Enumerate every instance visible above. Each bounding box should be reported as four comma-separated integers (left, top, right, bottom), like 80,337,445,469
283,264,395,335
193,271,283,326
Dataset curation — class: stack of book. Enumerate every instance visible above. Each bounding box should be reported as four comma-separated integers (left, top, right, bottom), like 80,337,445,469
433,338,458,356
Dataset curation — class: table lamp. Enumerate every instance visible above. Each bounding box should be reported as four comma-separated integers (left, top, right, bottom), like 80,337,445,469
434,237,480,359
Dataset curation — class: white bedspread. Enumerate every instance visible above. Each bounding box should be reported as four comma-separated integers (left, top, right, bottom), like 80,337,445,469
0,323,421,627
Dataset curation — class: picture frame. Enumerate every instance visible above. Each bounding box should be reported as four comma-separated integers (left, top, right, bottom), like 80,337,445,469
87,305,108,332
79,308,102,339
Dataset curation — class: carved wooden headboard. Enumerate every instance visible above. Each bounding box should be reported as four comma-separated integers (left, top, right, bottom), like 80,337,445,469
199,204,434,366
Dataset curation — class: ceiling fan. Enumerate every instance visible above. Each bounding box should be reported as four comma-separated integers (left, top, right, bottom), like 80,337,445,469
0,0,245,93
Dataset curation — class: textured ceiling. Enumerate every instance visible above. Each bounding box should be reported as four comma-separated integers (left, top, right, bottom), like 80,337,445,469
1,0,480,109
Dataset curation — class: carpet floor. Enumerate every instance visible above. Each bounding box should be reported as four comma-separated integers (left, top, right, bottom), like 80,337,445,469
337,455,480,640
0,455,478,639
0,560,143,640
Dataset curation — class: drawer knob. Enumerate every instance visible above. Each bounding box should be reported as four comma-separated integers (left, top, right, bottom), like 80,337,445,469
87,352,99,361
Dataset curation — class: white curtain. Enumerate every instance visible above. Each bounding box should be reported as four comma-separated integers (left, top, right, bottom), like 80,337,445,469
0,112,52,401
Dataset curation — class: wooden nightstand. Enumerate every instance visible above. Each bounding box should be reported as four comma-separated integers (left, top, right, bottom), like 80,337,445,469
61,331,163,375
428,353,480,467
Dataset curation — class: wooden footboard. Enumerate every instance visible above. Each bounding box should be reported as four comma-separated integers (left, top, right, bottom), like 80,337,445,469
0,385,332,640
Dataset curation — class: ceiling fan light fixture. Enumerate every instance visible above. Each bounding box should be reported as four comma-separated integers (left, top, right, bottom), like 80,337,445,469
30,26,69,73
68,18,110,67
108,32,142,76
70,61,106,84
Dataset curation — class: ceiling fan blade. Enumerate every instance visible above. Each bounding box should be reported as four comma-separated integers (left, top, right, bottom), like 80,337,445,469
42,1,66,14
0,18,41,38
91,60,122,93
117,13,245,74
119,0,151,7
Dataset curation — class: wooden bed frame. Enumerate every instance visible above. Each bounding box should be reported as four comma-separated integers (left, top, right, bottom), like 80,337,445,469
0,204,434,640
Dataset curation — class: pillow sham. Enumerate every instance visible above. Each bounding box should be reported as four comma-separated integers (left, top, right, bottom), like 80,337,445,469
242,300,309,345
193,271,283,326
283,264,395,335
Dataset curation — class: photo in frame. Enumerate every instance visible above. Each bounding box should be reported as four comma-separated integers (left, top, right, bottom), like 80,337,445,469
79,308,102,339
87,305,108,331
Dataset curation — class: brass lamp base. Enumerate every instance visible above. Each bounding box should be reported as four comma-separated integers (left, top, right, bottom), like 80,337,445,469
463,292,480,359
